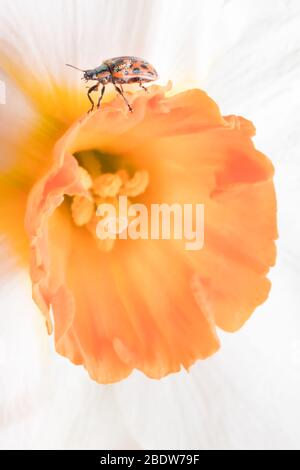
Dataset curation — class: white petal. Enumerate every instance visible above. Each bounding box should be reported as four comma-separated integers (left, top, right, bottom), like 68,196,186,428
0,270,139,449
0,0,234,89
114,282,300,450
0,0,300,451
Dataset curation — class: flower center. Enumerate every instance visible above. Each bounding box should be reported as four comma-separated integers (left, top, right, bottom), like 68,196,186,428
70,150,149,252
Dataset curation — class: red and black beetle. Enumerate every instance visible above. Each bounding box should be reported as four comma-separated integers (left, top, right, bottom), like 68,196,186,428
66,56,158,113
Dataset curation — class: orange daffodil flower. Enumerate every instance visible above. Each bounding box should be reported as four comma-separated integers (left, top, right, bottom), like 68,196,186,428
0,11,277,385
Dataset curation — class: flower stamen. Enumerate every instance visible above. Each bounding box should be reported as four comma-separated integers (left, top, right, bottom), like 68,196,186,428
71,195,94,226
70,164,149,251
93,173,123,198
119,170,149,197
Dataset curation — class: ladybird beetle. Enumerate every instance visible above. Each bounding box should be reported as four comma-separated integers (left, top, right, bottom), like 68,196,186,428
66,56,158,113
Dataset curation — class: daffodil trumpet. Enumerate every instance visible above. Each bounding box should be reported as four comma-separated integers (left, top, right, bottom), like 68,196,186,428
0,71,277,383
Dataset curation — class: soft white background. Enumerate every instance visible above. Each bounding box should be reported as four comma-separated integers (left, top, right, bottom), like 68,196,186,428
0,0,300,450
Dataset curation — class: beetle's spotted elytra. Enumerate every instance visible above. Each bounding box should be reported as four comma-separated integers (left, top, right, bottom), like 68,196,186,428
66,56,159,113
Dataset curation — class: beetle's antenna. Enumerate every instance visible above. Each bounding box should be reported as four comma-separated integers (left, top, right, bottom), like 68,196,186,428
66,64,85,72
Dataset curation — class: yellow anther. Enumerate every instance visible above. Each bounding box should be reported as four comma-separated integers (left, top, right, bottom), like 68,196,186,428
78,166,93,190
116,169,130,183
120,170,149,197
93,173,123,198
71,195,94,226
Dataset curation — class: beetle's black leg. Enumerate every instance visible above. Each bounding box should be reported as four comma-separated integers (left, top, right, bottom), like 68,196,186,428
97,85,105,109
113,84,133,112
87,82,99,113
139,82,149,93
